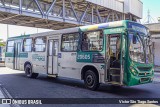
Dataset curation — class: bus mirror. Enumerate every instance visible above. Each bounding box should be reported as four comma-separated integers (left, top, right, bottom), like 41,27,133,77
77,48,80,52
22,47,24,52
122,51,125,59
123,32,127,36
133,35,137,44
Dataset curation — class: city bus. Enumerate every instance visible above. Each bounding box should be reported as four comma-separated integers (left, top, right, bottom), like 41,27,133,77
5,20,154,90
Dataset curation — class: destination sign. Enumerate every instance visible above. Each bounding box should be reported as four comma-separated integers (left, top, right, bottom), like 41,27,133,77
128,22,148,35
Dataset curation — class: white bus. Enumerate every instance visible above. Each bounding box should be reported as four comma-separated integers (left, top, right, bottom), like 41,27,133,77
5,20,154,90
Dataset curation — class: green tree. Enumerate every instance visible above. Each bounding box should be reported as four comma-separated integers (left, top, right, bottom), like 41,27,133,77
0,39,5,46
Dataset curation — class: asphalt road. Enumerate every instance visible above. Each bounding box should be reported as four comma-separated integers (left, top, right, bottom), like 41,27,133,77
0,67,160,107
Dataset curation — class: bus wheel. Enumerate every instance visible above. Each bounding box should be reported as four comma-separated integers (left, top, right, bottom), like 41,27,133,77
25,64,38,78
84,70,99,90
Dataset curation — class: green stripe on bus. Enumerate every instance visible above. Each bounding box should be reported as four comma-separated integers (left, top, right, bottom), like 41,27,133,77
19,53,28,58
5,53,14,57
5,52,28,58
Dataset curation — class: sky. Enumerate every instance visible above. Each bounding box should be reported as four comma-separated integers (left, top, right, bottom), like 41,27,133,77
0,25,52,41
141,0,160,23
0,0,160,41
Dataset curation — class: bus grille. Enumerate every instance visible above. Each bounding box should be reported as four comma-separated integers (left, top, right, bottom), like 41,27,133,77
137,67,151,71
139,72,151,77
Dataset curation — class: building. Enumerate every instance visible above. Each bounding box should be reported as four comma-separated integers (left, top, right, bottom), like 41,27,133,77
145,23,160,68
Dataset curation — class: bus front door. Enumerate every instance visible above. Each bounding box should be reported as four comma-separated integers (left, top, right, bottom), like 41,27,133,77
47,39,59,75
106,34,122,84
14,42,21,70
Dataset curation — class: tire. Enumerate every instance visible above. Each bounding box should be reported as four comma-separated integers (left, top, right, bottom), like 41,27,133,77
84,70,100,90
25,64,38,78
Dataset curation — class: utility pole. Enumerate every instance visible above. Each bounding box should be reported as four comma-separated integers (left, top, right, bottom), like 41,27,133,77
7,24,9,39
144,9,155,24
147,9,150,23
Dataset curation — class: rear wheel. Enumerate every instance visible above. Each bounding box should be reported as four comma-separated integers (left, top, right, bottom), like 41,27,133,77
25,64,38,78
84,70,99,90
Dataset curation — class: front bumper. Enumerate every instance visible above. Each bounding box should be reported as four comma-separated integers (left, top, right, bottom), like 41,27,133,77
125,73,154,86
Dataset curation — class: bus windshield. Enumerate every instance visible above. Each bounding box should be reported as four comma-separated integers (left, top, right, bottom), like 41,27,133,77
129,32,152,64
129,33,145,63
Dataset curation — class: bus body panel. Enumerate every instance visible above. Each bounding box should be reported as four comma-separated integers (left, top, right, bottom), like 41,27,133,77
5,53,14,69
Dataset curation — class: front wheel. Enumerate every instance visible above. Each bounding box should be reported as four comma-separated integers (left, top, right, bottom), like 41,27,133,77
25,64,38,78
84,70,99,90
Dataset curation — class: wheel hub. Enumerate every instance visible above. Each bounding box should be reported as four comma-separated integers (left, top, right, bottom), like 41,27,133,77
86,75,94,85
26,67,31,75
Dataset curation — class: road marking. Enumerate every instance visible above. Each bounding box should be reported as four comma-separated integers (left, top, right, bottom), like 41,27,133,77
0,84,20,107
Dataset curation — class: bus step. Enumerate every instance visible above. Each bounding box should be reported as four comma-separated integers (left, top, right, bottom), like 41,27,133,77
110,68,120,75
48,74,57,78
107,81,121,85
110,68,120,70
110,74,120,82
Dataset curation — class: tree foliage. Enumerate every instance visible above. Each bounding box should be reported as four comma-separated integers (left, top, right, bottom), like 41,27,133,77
0,39,5,46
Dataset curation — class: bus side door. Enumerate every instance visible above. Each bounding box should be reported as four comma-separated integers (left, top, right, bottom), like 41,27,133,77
47,39,59,75
14,42,21,70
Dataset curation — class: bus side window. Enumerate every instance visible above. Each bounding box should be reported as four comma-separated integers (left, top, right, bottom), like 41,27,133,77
61,33,79,52
6,40,14,53
81,33,89,51
81,31,103,51
23,38,32,52
34,37,46,52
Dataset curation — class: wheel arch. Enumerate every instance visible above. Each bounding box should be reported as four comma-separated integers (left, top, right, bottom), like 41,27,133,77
81,65,100,82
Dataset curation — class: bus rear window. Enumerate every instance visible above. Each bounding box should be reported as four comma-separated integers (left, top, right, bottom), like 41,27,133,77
7,40,14,52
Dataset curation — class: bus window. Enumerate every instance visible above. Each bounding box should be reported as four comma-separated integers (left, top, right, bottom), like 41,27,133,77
61,33,79,52
34,37,46,52
82,31,103,51
7,40,14,52
23,38,32,52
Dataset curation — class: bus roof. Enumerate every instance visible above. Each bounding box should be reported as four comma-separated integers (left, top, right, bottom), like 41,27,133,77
79,20,126,32
8,20,146,40
8,34,30,40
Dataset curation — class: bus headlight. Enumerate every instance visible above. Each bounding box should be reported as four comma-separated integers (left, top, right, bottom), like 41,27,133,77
130,66,137,76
